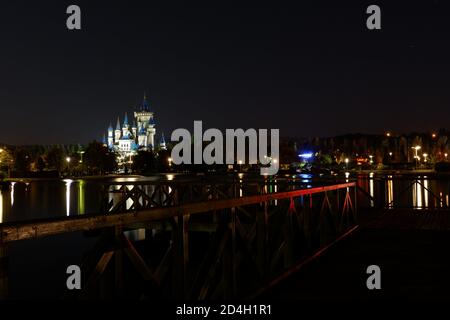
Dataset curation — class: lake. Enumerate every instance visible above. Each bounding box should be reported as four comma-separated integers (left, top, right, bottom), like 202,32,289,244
2,173,450,225
2,172,450,298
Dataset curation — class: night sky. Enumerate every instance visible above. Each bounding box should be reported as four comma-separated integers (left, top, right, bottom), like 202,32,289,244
1,1,450,145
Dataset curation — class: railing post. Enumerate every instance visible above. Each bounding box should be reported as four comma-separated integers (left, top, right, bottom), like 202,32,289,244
353,184,358,222
336,189,340,213
230,207,237,297
173,213,189,299
257,201,268,277
115,226,123,297
0,241,8,300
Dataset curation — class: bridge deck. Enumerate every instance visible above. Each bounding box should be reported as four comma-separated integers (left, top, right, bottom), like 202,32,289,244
261,209,450,300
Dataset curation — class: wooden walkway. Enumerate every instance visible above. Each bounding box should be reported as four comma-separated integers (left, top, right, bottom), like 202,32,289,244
261,209,450,300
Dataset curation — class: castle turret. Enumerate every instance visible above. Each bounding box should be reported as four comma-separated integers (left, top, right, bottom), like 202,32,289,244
160,133,167,150
122,113,129,137
107,123,114,147
147,117,156,148
131,120,137,138
142,93,149,111
134,93,153,129
114,117,121,142
138,125,147,147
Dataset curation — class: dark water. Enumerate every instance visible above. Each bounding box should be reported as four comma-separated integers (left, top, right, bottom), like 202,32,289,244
356,173,450,209
0,176,165,223
2,173,450,299
0,176,164,299
2,173,450,224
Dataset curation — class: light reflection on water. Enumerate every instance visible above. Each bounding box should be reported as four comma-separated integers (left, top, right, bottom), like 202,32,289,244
63,179,73,216
78,180,85,215
387,177,393,209
0,190,3,223
2,174,450,224
359,173,450,210
11,182,16,206
369,172,375,208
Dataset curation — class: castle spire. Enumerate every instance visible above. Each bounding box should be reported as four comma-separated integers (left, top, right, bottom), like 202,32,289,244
160,133,167,150
142,92,149,111
116,117,121,130
123,112,128,126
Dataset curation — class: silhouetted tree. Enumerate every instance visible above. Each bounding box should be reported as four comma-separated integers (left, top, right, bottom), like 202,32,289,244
0,147,13,174
132,151,156,174
84,141,117,175
46,146,65,171
36,156,46,172
13,148,31,172
156,149,171,172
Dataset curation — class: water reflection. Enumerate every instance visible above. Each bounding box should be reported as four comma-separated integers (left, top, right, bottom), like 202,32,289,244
3,174,450,224
369,172,374,207
274,179,278,206
63,179,73,216
0,190,3,223
238,173,243,197
126,185,133,210
359,173,450,210
424,178,429,208
78,180,85,215
387,176,393,209
412,180,423,209
11,182,16,206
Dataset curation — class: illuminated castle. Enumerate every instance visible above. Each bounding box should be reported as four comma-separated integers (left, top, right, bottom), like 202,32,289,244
103,94,166,159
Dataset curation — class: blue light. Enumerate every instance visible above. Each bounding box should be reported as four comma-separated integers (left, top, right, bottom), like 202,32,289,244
299,153,313,159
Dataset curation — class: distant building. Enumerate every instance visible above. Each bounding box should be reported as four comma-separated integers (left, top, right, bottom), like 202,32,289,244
104,94,165,160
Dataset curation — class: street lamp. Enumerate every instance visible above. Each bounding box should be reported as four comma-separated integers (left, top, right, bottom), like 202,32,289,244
445,153,448,161
412,146,421,158
78,150,85,164
345,158,349,170
423,153,428,163
411,146,421,169
168,157,172,167
66,157,71,176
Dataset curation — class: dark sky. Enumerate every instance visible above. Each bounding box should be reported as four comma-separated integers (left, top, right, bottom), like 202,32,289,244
1,1,449,145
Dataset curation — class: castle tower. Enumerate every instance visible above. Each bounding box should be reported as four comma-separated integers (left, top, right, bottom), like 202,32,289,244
114,117,121,142
122,113,129,137
147,117,156,148
138,125,147,147
131,120,137,138
107,123,114,147
134,93,153,130
160,133,167,150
